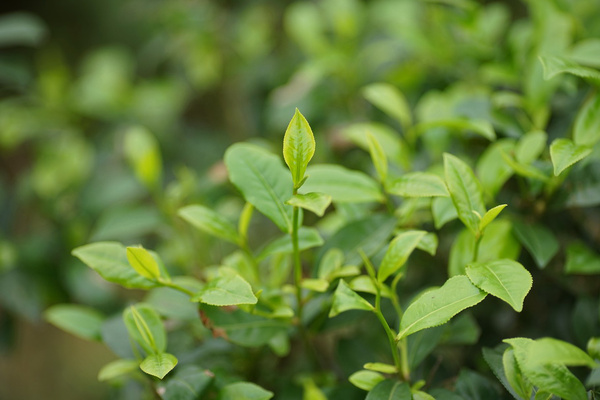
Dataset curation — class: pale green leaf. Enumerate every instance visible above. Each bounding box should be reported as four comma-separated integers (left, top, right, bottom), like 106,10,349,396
417,232,438,256
285,192,332,216
539,55,600,83
98,359,139,381
349,276,393,298
123,126,162,190
432,196,458,229
550,138,592,176
366,380,411,400
387,172,449,198
570,39,600,68
140,353,177,379
45,304,105,341
528,338,597,368
300,278,329,292
317,248,344,280
505,338,588,400
72,242,157,289
398,275,486,339
158,365,213,400
283,108,315,189
342,122,411,169
565,242,600,275
191,267,257,306
500,150,549,181
512,221,559,269
479,204,507,232
515,130,547,164
476,139,516,197
362,83,412,130
444,153,486,234
573,93,600,146
257,227,323,260
502,348,533,400
329,279,374,317
220,382,274,400
300,164,384,203
415,119,496,141
363,363,397,374
378,231,427,282
349,370,385,391
126,246,161,280
302,379,327,400
225,143,293,232
0,13,47,47
123,303,166,354
178,204,240,244
466,259,532,312
367,132,388,182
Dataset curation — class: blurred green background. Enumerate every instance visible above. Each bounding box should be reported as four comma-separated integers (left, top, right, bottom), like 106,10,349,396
1,0,600,398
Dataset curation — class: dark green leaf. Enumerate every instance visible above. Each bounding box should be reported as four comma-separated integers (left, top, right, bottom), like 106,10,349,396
225,143,293,232
365,380,411,400
0,12,46,47
512,221,559,268
159,365,213,400
565,242,600,274
482,345,526,400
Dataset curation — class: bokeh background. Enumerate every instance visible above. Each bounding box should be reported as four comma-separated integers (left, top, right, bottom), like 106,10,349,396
1,0,600,399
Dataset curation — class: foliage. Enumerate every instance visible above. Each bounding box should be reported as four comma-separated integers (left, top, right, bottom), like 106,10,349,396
2,0,600,399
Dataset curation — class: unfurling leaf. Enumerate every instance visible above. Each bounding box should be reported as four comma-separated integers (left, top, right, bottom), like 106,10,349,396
283,108,315,189
140,352,177,379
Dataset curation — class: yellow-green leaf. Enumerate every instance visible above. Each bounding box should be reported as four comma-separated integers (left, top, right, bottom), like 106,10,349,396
126,246,161,280
283,108,315,189
549,138,592,176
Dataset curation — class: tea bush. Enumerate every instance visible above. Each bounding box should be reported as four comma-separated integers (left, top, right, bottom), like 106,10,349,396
2,0,600,399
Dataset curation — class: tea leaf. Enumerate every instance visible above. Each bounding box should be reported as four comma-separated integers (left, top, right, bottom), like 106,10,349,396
317,248,344,280
349,276,393,298
257,227,323,260
398,276,486,339
500,150,549,181
365,380,411,400
565,242,600,274
479,204,507,232
285,192,332,216
225,143,293,232
362,83,412,130
283,108,315,189
97,359,139,381
220,382,273,400
550,138,592,176
515,130,547,164
363,362,397,374
191,268,257,306
476,139,515,197
570,39,600,68
444,153,486,234
432,196,458,229
512,221,559,268
505,338,588,400
45,304,105,341
502,348,533,400
300,278,329,292
126,246,161,280
387,172,449,198
123,126,162,190
573,93,600,146
417,232,438,256
349,370,385,391
140,352,177,379
378,230,427,282
466,259,532,312
178,204,240,244
367,132,388,182
123,303,166,354
158,365,213,400
539,55,600,83
329,279,374,317
72,242,157,289
342,122,411,169
300,164,384,203
528,338,596,368
302,379,327,400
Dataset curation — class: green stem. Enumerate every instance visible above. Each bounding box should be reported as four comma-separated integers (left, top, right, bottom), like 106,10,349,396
360,250,405,380
292,202,303,323
390,273,410,381
473,232,483,263
158,278,195,297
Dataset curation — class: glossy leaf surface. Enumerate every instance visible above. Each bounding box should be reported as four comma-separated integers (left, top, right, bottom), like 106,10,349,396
283,108,315,189
140,352,177,379
126,246,161,280
329,279,374,317
191,268,257,306
285,192,332,216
